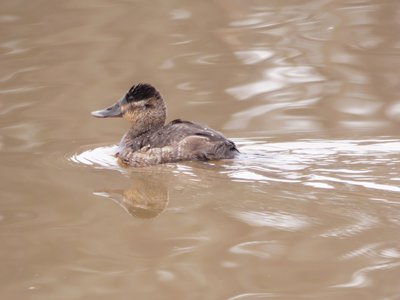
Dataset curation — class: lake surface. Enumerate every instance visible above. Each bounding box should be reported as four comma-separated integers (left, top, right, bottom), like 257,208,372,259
1,0,400,299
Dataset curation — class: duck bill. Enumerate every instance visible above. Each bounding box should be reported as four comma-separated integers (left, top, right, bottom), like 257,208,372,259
91,102,122,118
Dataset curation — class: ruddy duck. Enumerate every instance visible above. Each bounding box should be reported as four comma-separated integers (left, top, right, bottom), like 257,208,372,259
91,83,238,167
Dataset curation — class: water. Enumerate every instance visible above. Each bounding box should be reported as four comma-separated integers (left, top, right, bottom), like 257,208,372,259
1,0,400,299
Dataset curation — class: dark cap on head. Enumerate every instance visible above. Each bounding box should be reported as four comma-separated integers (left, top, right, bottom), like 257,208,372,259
126,83,157,102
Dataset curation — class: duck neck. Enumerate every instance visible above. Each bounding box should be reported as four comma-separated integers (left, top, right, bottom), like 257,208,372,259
127,125,151,139
119,121,164,151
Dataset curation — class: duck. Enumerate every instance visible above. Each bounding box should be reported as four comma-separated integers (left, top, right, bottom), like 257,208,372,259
91,83,239,167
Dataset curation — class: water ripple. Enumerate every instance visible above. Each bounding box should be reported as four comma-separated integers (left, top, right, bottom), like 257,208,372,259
226,138,400,197
233,211,311,231
333,261,400,288
70,145,120,170
341,242,400,260
228,292,276,300
0,86,43,94
70,138,400,200
310,174,400,193
234,50,273,65
319,211,378,238
0,66,40,83
230,240,285,259
226,66,325,101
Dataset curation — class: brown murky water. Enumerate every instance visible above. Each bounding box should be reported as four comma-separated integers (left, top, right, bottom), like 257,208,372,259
1,0,400,299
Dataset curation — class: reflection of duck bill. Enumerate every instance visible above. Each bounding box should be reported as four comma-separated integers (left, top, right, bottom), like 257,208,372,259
94,177,169,219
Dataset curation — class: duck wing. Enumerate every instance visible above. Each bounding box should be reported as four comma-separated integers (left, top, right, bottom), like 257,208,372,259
143,119,236,148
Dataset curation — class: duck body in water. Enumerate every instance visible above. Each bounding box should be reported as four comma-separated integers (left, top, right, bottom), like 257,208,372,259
91,83,239,167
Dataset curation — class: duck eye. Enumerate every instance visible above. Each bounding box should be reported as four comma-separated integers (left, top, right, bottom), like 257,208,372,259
126,93,134,101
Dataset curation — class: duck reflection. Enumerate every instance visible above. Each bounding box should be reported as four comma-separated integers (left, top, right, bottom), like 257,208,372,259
96,172,169,219
120,176,169,218
94,161,231,219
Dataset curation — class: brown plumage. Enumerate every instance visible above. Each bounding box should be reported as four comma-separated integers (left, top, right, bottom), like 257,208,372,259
91,83,239,167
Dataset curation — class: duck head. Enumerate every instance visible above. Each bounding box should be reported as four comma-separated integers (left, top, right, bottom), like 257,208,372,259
91,83,167,132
